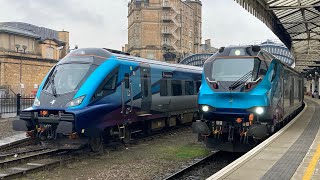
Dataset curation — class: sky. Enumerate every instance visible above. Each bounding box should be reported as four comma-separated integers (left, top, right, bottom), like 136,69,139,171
0,0,279,50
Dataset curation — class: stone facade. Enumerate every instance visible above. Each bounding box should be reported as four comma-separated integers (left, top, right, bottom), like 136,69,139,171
127,0,202,62
0,51,56,95
0,22,69,95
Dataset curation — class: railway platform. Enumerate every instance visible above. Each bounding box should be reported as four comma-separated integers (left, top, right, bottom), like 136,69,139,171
208,96,320,180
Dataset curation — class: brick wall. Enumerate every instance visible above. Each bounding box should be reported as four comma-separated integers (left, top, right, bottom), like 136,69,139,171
0,51,56,95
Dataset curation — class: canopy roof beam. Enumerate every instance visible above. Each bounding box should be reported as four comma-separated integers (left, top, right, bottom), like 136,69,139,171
268,4,320,10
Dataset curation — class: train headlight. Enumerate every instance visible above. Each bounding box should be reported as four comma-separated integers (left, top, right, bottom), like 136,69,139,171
33,97,40,107
66,95,85,107
202,105,209,112
255,107,264,115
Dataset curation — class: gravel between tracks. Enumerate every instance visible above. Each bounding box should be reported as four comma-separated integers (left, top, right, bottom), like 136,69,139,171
23,128,210,180
0,117,20,140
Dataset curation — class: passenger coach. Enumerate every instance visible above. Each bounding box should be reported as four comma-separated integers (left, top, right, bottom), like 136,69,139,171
193,45,304,152
13,48,202,151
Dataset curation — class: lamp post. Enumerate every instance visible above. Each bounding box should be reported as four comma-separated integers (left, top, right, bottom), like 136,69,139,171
15,44,27,95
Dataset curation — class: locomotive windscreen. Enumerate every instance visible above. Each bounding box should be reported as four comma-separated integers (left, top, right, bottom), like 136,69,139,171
211,58,260,82
43,57,97,95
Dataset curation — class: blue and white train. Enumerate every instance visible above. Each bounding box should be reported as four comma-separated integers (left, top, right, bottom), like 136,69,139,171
13,48,202,151
193,45,304,152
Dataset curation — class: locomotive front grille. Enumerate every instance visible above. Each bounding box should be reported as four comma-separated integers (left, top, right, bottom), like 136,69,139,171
38,116,60,124
20,111,32,120
61,113,74,121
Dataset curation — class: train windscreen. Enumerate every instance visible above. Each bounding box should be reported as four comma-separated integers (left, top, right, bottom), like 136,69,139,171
211,58,260,82
43,58,96,95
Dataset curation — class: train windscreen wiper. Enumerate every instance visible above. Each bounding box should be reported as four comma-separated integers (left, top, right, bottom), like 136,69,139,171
49,70,58,96
228,70,253,90
50,77,57,96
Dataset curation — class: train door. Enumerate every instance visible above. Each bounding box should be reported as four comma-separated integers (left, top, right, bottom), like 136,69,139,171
121,70,133,116
140,63,152,114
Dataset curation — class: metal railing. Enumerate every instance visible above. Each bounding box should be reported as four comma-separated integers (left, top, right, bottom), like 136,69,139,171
0,94,34,115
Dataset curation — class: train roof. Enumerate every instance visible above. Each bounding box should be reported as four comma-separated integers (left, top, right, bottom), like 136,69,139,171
68,48,202,72
206,45,301,75
211,45,275,59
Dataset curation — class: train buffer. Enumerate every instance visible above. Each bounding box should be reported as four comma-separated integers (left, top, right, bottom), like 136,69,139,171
208,96,320,180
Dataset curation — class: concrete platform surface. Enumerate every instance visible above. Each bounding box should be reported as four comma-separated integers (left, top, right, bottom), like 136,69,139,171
208,97,320,180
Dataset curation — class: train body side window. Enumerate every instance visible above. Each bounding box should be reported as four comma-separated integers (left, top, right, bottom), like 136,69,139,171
185,81,194,95
160,79,168,96
172,80,182,96
94,68,119,99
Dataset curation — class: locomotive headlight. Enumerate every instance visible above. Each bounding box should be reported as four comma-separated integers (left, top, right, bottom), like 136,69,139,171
33,97,40,107
202,105,209,112
255,107,264,115
66,95,85,107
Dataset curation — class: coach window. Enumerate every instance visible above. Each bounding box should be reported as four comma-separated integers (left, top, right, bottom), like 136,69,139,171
172,80,182,96
185,81,194,95
160,79,168,96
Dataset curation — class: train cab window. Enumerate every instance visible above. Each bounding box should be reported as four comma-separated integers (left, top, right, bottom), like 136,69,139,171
196,81,201,93
185,81,194,95
172,80,182,96
259,61,268,76
160,79,168,96
124,73,130,89
271,64,278,82
143,74,149,97
94,68,119,99
103,73,118,91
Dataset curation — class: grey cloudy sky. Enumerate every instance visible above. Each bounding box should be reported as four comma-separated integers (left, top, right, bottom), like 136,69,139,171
0,0,279,50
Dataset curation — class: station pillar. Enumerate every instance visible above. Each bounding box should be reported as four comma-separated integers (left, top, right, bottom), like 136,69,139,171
318,77,320,98
312,79,315,98
307,80,311,96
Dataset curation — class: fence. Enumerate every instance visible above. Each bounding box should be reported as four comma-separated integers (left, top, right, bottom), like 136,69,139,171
0,94,34,116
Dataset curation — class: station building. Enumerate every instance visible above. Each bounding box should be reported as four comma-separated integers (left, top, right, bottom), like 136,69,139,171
0,22,69,95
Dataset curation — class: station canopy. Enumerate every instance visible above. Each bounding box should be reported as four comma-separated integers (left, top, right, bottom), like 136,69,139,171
234,0,320,73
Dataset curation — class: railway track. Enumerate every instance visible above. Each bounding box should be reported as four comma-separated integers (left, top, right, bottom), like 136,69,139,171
0,125,192,179
0,137,36,152
0,148,66,179
163,151,244,180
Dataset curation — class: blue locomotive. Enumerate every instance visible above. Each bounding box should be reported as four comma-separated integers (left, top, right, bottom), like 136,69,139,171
192,45,304,152
13,48,202,151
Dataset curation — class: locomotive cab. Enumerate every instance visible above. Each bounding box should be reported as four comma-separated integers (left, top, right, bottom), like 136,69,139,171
193,45,303,152
13,48,115,149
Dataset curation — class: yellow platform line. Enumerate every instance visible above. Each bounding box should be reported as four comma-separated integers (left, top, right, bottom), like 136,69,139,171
303,143,320,180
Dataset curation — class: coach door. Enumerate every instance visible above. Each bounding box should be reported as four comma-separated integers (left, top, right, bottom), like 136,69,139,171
140,63,152,114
